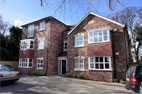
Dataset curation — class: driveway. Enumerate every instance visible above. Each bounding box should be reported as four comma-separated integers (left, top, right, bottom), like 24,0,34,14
0,75,136,94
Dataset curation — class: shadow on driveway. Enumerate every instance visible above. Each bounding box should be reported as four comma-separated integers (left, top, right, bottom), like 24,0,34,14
0,82,44,94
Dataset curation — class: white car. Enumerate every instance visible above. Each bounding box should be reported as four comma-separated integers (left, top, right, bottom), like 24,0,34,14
0,65,20,83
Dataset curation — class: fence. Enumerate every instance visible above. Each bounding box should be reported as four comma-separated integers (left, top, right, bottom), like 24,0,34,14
0,61,18,71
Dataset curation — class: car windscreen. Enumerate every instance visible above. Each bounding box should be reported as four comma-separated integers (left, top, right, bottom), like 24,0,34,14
0,66,14,71
127,66,136,76
135,66,142,78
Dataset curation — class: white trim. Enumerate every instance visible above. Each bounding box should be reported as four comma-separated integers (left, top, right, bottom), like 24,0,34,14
18,58,33,68
39,21,45,31
74,35,84,47
68,11,125,35
63,41,67,51
37,57,44,69
88,29,110,44
58,57,67,75
38,39,44,50
88,56,112,71
74,57,85,71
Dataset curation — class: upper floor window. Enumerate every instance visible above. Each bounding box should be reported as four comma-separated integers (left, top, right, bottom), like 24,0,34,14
37,58,44,69
63,41,67,51
28,24,34,32
19,58,33,68
74,57,84,71
39,21,45,31
75,35,84,47
88,29,110,43
38,39,44,49
89,56,112,70
20,39,34,50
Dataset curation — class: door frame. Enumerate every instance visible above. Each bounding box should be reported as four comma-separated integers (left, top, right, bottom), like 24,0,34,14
58,57,67,75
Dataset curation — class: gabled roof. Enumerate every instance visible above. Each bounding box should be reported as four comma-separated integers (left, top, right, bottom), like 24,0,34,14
68,11,125,35
22,16,66,27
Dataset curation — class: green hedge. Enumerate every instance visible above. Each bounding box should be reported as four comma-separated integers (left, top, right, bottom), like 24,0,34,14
113,78,126,84
28,72,45,76
65,73,88,80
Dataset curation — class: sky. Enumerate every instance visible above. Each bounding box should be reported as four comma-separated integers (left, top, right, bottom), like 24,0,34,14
0,0,142,26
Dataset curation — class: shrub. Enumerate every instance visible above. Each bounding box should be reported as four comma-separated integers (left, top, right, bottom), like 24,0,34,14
28,72,45,76
73,73,78,78
120,79,126,84
113,78,119,83
65,73,73,77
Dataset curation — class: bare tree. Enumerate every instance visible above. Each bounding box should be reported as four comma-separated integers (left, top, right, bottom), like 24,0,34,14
111,7,142,63
40,0,120,11
0,15,8,35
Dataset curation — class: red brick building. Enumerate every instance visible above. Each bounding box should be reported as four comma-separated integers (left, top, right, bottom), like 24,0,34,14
19,12,130,82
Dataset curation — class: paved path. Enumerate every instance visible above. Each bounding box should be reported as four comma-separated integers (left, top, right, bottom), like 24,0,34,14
0,75,136,94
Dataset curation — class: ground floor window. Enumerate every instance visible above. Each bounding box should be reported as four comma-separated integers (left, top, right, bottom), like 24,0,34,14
74,57,84,71
89,56,112,70
19,58,33,68
37,58,44,69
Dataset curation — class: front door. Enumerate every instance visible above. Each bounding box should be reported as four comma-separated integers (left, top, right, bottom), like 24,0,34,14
62,60,66,74
58,57,67,75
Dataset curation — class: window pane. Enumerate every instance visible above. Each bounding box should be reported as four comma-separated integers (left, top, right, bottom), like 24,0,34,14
95,64,99,69
100,64,104,69
104,36,108,41
103,30,107,36
90,57,94,62
100,57,103,62
94,32,97,36
105,63,109,69
89,32,93,37
99,32,102,42
94,37,98,43
105,57,109,62
95,57,99,62
80,64,84,68
90,63,94,68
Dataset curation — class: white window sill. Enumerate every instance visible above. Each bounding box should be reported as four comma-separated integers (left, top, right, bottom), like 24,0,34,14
37,68,43,69
74,45,84,48
89,69,112,71
88,41,110,44
63,49,67,51
18,67,33,68
37,48,44,50
20,48,34,50
74,69,85,71
38,29,45,32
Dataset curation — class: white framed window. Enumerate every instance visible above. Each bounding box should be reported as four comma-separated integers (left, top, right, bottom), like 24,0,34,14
37,58,44,69
74,57,84,71
63,41,67,51
39,21,45,31
27,31,34,38
20,39,34,50
28,24,34,32
88,56,112,70
88,29,110,43
19,58,33,68
75,35,84,47
38,40,44,49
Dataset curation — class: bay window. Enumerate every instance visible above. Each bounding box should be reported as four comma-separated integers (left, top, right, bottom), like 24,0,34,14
89,56,112,70
20,39,34,50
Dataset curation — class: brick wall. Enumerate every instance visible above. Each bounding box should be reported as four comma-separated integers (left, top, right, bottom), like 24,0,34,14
67,14,129,82
47,19,67,75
